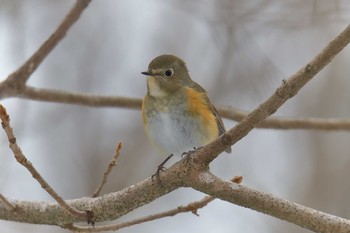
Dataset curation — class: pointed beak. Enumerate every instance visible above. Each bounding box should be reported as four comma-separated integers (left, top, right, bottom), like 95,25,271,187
141,69,161,77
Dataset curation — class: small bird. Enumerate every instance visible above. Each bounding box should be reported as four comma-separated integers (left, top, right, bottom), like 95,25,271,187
141,54,231,170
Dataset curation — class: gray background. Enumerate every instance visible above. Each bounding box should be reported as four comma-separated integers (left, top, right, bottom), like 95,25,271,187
1,1,350,232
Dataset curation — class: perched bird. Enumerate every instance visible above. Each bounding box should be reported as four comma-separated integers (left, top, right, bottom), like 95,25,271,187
141,54,231,164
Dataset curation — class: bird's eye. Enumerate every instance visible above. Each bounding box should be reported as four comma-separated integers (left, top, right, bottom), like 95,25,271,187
164,69,173,77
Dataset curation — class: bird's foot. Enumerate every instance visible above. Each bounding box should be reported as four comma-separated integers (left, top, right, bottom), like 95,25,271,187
181,147,202,160
151,154,173,185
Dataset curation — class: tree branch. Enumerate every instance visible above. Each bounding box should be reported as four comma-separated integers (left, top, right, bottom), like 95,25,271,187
0,162,186,225
3,86,349,131
0,162,348,233
218,105,350,130
0,105,87,220
191,172,350,233
66,176,242,232
20,86,142,109
195,24,350,165
0,0,91,98
65,192,215,232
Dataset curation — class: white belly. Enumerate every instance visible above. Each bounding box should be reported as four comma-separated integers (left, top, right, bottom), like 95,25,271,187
146,111,206,156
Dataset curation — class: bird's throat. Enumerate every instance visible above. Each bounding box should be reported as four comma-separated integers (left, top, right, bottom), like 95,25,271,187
147,77,167,97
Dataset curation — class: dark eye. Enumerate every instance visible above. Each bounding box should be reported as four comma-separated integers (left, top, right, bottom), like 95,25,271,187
164,69,173,77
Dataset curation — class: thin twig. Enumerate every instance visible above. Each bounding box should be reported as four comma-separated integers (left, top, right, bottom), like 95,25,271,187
66,176,243,232
12,86,350,131
64,198,212,232
92,142,123,197
0,0,91,97
0,104,86,220
0,193,16,211
22,86,142,109
218,105,350,130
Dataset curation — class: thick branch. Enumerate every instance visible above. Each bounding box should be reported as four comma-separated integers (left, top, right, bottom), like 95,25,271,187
191,172,350,233
0,166,184,225
1,163,348,233
66,176,242,232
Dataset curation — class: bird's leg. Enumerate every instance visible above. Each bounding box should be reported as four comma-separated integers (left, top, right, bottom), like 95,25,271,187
151,154,173,184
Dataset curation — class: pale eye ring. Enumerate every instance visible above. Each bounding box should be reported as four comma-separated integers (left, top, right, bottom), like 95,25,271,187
164,69,174,77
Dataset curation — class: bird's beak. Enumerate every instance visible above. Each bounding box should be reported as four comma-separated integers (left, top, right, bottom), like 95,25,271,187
141,69,161,76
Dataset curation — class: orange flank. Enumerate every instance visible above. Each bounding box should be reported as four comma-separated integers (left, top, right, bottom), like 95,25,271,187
185,87,218,138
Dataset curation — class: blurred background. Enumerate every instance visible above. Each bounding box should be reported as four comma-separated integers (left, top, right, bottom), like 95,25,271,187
1,0,350,232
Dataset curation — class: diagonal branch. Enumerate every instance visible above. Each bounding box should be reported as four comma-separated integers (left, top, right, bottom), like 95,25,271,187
0,105,87,220
195,24,350,165
0,0,91,97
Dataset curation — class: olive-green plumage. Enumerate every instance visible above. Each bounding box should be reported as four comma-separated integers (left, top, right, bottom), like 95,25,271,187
142,54,231,155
